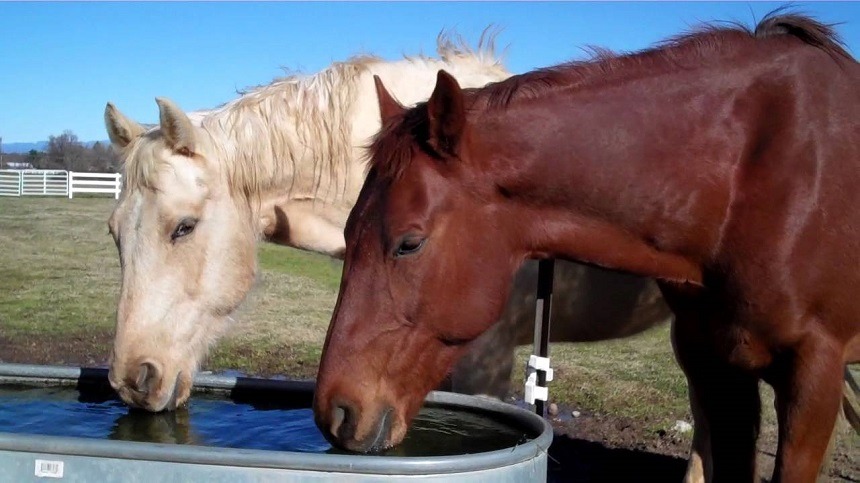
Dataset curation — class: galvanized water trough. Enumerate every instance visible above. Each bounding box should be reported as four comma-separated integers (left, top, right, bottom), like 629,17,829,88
0,363,552,482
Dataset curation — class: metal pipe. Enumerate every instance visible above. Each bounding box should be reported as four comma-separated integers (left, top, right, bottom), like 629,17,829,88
532,259,555,416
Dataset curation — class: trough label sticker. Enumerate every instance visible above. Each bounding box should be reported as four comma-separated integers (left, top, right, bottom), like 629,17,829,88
34,459,64,478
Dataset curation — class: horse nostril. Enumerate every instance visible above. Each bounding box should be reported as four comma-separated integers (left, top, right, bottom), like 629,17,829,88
107,367,121,391
331,405,346,438
331,404,357,442
135,361,162,395
135,364,148,391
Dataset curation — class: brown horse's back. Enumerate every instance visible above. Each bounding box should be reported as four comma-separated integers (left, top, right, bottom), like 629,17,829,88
509,261,671,345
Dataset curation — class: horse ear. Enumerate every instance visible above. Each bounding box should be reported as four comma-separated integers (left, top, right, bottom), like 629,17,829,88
427,70,466,156
104,102,145,150
373,75,405,124
155,97,196,155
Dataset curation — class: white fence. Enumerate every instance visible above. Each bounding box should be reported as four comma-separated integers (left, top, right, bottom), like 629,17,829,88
24,170,68,196
0,170,24,196
0,170,122,199
68,171,122,199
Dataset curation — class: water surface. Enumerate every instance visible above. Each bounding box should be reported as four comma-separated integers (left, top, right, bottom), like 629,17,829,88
0,385,532,456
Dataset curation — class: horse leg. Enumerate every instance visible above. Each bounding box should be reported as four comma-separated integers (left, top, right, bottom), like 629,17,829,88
843,365,860,433
670,315,761,483
671,320,711,483
770,338,843,483
772,364,858,480
683,385,711,483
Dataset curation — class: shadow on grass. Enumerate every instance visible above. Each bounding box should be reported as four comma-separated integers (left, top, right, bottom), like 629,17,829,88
547,433,687,483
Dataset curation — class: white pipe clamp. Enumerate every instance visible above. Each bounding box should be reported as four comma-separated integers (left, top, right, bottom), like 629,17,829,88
524,355,553,404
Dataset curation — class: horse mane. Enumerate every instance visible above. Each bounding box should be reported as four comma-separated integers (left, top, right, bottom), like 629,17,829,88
199,58,370,202
370,10,853,182
368,104,433,183
434,25,505,67
481,9,851,110
122,28,505,202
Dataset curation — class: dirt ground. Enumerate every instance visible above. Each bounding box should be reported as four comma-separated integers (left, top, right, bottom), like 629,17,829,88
545,401,858,482
1,333,856,482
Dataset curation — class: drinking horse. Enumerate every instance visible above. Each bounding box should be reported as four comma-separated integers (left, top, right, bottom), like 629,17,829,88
313,13,859,483
103,33,509,412
102,32,670,412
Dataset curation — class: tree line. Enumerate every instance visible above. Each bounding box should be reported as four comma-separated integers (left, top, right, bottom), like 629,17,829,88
2,130,121,172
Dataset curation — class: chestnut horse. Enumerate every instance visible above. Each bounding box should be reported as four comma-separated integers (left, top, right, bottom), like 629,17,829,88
314,13,859,483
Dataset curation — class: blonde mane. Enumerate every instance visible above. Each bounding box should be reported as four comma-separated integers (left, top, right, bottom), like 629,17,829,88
121,29,505,204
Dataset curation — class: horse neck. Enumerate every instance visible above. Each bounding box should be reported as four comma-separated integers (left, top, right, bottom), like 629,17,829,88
197,71,373,246
476,67,758,285
201,69,368,209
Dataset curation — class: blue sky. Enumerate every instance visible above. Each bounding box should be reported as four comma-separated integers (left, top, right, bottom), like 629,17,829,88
1,1,857,143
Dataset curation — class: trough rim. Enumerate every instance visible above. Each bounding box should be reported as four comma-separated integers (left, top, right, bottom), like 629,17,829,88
0,363,553,475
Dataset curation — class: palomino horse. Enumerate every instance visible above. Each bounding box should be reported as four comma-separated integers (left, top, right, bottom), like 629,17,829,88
103,33,510,412
313,13,859,483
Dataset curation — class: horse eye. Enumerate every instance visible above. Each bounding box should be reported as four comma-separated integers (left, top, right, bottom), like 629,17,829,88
171,218,198,241
394,236,426,257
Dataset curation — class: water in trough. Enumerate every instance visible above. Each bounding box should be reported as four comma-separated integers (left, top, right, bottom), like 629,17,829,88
0,384,532,456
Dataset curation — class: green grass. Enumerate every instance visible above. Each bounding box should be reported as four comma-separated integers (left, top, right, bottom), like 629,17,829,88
513,327,690,427
257,244,343,292
0,197,119,337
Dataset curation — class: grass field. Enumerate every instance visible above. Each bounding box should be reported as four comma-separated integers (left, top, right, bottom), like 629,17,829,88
1,197,856,477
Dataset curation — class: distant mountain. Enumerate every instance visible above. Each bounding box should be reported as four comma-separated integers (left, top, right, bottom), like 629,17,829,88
2,142,46,154
1,140,110,154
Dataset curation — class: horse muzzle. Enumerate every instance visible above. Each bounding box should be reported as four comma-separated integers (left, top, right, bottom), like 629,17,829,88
315,398,399,453
108,360,188,412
